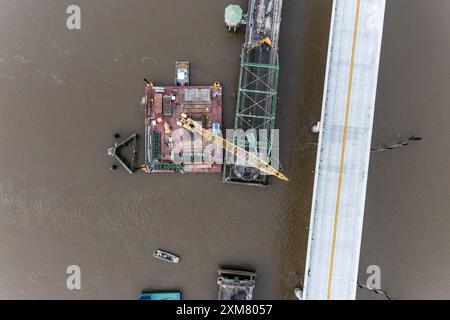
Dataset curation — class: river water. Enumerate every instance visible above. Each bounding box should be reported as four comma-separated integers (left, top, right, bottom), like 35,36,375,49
0,0,448,299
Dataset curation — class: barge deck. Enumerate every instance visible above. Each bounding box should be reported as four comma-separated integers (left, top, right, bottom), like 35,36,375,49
143,64,223,174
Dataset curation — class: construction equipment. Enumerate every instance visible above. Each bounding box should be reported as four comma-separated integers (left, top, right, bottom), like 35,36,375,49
247,37,272,52
177,114,288,182
225,0,283,186
175,61,190,86
217,268,257,300
143,63,223,174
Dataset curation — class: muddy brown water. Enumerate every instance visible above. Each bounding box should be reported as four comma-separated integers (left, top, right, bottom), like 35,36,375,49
0,0,448,299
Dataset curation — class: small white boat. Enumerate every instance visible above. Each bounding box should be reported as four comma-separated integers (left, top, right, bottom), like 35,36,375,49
153,249,180,264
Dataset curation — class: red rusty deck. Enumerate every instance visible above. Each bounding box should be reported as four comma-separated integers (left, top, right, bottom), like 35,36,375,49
144,84,223,173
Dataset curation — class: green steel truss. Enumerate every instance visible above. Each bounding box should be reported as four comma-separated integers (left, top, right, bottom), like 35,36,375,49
223,48,280,186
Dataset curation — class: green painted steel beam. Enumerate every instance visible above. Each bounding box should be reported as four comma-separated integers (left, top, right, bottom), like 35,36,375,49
237,114,276,120
240,88,277,95
234,49,246,131
242,62,280,70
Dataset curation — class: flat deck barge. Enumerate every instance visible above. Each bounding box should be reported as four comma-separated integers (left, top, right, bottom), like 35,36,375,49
143,78,223,173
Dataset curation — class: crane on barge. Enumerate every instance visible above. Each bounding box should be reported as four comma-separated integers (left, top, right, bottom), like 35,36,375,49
177,114,288,182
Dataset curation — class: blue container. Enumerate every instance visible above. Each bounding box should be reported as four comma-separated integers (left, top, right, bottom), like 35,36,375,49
139,291,181,300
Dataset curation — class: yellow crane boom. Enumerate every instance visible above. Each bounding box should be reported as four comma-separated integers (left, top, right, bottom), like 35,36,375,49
177,114,288,182
247,37,273,52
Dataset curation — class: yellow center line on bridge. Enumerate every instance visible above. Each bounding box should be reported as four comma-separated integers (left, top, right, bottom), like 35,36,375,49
326,0,361,300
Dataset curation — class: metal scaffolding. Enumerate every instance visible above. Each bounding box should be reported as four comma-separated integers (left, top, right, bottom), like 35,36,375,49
223,0,283,186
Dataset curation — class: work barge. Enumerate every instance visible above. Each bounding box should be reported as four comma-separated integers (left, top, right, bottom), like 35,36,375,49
108,0,285,183
224,0,284,186
142,69,223,174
